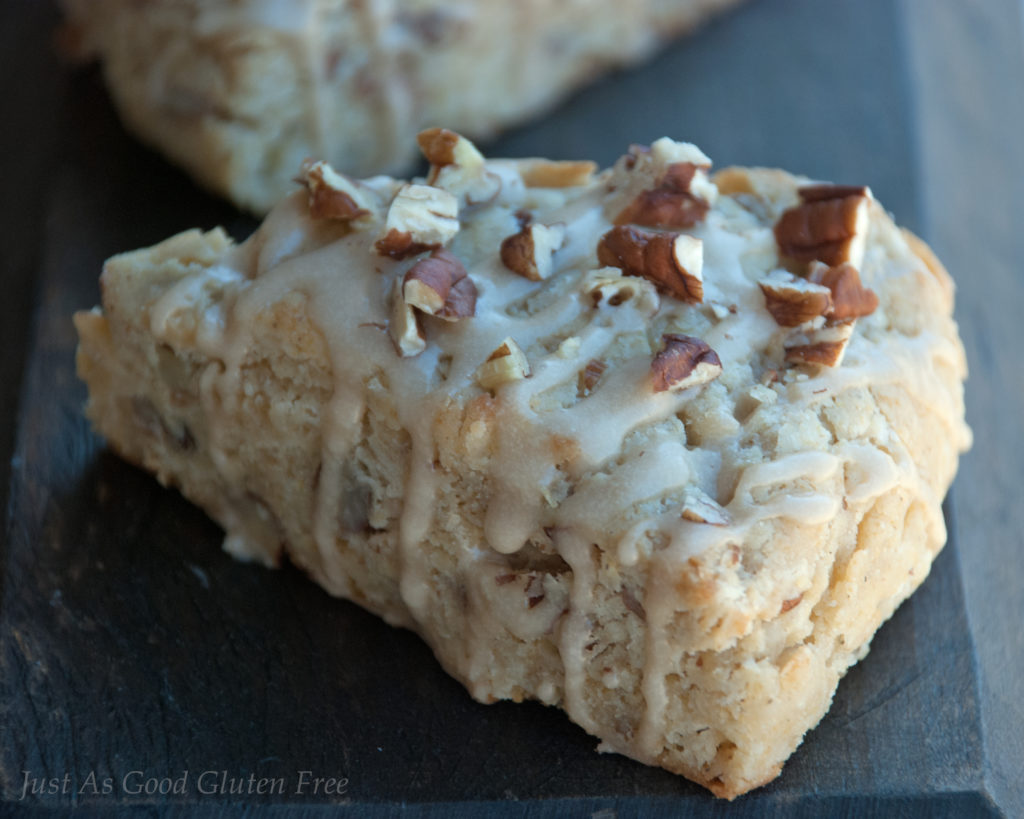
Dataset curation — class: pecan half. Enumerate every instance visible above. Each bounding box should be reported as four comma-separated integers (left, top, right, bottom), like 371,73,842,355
651,334,722,392
403,249,476,320
597,226,703,303
500,222,566,281
808,262,879,320
774,184,872,268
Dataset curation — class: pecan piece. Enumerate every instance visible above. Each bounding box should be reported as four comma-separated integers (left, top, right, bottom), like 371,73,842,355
651,334,722,392
417,127,500,206
388,280,426,357
402,249,476,320
299,159,374,222
774,184,872,268
577,359,606,396
597,226,703,304
808,262,879,320
758,273,834,327
784,321,855,367
615,161,711,229
680,487,731,526
476,337,531,389
500,222,566,281
518,159,597,188
375,183,459,259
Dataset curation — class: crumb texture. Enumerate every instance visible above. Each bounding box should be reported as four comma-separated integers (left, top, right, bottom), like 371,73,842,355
74,135,970,798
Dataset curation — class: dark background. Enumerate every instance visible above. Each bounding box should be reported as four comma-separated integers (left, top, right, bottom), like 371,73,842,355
1,0,1022,816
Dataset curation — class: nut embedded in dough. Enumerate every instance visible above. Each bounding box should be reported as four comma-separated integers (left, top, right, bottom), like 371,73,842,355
784,320,856,367
807,262,879,321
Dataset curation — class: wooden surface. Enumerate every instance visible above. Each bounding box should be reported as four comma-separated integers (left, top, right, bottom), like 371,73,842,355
1,0,1021,815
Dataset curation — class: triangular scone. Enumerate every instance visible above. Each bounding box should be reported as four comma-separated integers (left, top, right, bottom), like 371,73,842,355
61,0,744,212
74,133,970,798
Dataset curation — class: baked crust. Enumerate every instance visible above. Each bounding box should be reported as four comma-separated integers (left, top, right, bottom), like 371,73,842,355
74,136,970,798
60,0,744,212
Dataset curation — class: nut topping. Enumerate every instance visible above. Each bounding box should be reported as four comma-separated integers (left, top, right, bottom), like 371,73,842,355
403,249,477,320
500,222,566,281
417,127,501,206
577,358,606,396
615,161,711,229
784,320,855,367
476,337,531,389
375,183,459,259
582,269,660,314
518,159,598,188
606,138,716,228
389,280,426,357
680,487,731,526
758,272,834,327
597,226,703,303
808,261,879,320
774,184,872,268
299,159,374,222
651,334,722,393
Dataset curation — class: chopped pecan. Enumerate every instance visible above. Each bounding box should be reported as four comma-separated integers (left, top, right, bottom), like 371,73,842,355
403,249,476,320
417,127,500,206
784,320,855,367
758,272,833,327
774,184,872,267
476,337,531,389
388,280,426,357
615,162,710,229
500,222,566,281
808,262,879,320
651,334,722,392
680,487,731,526
375,183,459,259
577,359,606,396
299,159,373,222
518,159,598,188
597,226,703,303
582,269,660,314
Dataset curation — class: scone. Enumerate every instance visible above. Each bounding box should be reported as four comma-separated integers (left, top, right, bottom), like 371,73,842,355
74,132,971,798
60,0,743,212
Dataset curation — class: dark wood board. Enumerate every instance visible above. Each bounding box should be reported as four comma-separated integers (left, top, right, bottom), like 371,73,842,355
1,0,1021,815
